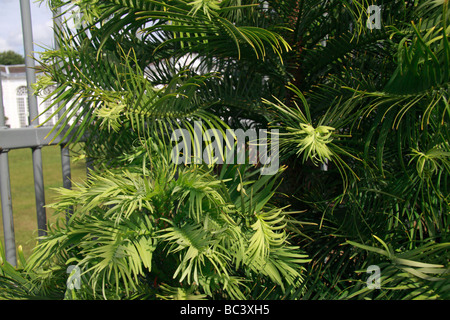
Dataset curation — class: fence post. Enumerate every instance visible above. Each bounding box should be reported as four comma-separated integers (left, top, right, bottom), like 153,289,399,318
52,6,73,221
20,0,47,238
0,68,17,267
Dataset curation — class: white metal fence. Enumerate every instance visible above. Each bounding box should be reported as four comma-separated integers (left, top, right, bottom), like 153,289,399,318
0,0,83,267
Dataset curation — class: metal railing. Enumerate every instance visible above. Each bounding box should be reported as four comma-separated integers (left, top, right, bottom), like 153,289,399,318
0,0,81,267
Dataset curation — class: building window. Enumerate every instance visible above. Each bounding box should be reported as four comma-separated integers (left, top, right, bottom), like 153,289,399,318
42,86,57,126
16,86,28,127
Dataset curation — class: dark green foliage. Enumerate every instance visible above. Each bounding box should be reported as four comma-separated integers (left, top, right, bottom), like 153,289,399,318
0,51,25,65
1,0,449,300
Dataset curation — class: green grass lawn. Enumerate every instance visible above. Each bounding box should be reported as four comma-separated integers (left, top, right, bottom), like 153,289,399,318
0,145,86,259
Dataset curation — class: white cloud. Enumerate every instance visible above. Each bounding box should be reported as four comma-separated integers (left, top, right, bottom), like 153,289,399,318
33,18,54,51
0,37,14,52
0,0,53,55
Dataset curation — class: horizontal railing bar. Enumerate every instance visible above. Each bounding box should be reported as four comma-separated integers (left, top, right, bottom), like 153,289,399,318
0,126,80,150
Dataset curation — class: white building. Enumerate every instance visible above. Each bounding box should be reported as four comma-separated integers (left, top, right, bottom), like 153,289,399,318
0,64,58,128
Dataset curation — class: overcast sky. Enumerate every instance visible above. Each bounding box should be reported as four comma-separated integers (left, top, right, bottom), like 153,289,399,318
0,0,54,56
